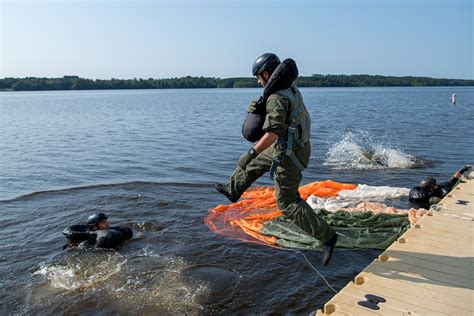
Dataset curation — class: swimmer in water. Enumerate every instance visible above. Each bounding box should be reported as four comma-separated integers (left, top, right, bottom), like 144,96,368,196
63,213,133,249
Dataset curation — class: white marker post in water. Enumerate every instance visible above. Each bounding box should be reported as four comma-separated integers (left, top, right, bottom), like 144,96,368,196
451,93,456,105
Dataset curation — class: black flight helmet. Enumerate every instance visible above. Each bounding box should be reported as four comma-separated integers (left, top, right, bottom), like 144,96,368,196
252,53,281,76
420,177,437,190
87,212,108,226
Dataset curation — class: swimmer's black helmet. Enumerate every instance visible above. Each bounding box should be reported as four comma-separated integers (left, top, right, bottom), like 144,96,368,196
87,212,108,226
252,53,281,76
420,177,437,190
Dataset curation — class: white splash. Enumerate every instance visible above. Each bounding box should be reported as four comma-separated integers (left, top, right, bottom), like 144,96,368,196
324,132,417,170
34,254,126,291
34,249,207,313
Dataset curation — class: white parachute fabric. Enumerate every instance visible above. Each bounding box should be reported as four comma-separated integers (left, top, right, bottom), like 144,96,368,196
307,195,356,212
306,184,427,224
338,184,409,200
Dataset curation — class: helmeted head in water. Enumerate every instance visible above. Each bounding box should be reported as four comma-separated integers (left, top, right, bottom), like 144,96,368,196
420,177,437,191
87,212,109,230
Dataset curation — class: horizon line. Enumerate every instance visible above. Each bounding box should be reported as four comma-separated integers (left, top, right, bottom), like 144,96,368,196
2,73,473,81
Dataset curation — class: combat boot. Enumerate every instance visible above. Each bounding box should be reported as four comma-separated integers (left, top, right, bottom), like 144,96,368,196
322,233,338,266
214,183,238,203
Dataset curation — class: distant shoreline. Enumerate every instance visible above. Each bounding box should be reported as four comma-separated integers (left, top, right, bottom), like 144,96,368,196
1,74,472,92
2,86,473,93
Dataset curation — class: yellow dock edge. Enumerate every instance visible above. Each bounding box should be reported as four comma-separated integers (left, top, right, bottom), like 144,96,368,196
315,177,474,316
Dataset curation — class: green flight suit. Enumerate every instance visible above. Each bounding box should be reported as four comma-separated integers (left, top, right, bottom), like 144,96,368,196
225,86,335,244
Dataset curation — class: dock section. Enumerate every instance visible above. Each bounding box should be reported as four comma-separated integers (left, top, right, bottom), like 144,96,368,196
315,177,474,315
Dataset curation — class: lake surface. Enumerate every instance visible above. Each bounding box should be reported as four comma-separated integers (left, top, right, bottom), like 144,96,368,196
1,87,473,314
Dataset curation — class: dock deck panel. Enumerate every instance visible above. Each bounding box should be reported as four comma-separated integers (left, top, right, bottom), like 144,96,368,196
316,178,474,315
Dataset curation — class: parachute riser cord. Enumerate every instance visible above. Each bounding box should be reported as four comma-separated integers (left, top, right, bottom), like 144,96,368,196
267,243,338,294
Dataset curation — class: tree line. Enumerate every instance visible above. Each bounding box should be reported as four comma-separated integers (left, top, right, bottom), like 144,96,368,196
0,74,472,91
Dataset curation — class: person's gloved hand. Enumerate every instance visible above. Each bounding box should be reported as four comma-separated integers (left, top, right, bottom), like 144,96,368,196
238,148,257,170
247,100,258,113
458,165,472,174
246,97,264,113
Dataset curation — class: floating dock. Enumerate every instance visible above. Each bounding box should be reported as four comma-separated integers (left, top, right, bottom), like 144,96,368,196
315,177,474,315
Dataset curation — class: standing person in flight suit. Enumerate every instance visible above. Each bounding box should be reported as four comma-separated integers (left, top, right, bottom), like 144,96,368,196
215,53,338,266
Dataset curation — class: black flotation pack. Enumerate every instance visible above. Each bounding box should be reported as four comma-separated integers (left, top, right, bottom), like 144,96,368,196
242,58,299,143
408,186,431,203
63,225,133,249
409,183,452,204
63,224,94,246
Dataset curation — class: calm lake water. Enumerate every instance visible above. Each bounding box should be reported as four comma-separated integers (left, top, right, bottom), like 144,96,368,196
0,87,473,314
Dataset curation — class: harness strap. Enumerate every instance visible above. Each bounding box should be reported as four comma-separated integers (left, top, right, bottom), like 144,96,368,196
283,98,306,172
269,156,281,180
285,125,296,156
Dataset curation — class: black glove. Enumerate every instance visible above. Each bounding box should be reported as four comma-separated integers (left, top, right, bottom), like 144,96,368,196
238,148,257,170
459,165,472,174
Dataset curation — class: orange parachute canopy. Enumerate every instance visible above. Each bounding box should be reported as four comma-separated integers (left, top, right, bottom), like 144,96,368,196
205,180,357,245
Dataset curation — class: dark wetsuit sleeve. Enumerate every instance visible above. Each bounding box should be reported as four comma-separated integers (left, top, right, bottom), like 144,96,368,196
263,96,289,137
444,177,459,189
435,177,459,198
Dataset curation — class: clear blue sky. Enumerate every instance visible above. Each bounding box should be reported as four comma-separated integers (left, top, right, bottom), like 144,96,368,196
1,0,472,79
